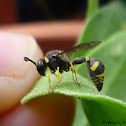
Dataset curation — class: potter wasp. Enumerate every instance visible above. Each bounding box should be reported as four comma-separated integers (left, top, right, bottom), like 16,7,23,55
24,41,105,92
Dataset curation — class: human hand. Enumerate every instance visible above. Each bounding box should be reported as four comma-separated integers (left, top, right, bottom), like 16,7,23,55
0,32,75,126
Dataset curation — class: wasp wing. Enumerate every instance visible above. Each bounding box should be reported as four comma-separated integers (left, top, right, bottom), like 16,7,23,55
55,41,101,60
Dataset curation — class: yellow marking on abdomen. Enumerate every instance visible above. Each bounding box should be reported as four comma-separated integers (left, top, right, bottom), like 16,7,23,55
99,80,103,83
90,61,99,71
94,82,99,84
96,71,105,77
92,79,98,82
45,57,49,63
99,77,104,81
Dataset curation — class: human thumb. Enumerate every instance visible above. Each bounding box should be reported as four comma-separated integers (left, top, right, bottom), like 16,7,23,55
0,32,43,114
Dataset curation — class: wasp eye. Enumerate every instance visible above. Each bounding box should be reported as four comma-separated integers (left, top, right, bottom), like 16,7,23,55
37,59,47,76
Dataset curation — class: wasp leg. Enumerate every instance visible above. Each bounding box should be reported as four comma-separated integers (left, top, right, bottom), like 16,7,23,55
48,72,52,93
52,71,64,93
70,62,80,87
58,71,64,83
52,67,64,93
49,68,58,77
52,67,61,93
71,70,81,87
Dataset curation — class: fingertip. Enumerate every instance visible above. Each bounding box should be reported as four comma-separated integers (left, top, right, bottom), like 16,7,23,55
0,32,43,114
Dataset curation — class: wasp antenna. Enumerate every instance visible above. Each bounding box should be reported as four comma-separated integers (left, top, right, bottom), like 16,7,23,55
24,57,36,66
24,57,29,61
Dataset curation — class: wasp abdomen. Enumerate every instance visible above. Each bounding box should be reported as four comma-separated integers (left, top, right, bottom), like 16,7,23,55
87,58,105,91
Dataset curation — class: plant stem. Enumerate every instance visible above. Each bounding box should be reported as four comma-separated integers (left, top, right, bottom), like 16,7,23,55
87,0,99,18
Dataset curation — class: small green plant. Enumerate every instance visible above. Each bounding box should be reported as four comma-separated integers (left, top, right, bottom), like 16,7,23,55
22,0,126,125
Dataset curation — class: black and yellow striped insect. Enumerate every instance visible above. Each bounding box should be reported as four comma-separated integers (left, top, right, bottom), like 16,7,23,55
24,41,105,92
72,57,105,91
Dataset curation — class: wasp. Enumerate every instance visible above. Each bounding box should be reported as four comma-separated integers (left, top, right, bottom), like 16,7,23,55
24,41,105,92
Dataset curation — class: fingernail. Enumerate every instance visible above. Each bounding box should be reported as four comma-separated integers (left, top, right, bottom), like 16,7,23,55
0,32,43,114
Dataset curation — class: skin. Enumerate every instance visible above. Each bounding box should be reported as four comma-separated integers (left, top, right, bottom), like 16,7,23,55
0,32,75,126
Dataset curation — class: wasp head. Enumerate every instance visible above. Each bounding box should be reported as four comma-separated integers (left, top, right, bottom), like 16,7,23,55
24,57,47,76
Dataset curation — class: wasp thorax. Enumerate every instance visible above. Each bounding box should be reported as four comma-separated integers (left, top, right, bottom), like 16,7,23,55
37,59,47,76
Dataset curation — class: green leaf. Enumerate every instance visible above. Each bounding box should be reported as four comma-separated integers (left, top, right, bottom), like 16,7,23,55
72,98,90,126
71,2,126,125
73,5,122,59
87,0,99,18
76,30,126,102
21,72,97,104
103,1,126,25
21,71,126,125
21,31,126,126
78,6,122,44
82,98,126,125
